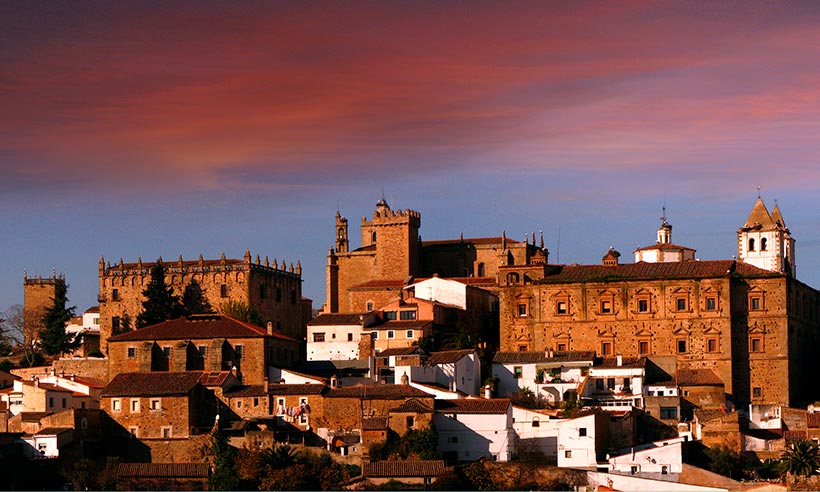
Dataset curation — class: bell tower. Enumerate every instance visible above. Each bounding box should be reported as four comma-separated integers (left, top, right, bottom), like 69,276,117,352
737,194,795,276
335,211,349,254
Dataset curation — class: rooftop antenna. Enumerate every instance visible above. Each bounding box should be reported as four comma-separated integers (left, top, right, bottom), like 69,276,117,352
757,185,761,198
660,205,667,224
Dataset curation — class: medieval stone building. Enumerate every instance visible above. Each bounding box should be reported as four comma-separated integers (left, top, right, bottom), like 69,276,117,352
325,198,541,313
497,198,820,408
98,250,309,353
23,274,65,346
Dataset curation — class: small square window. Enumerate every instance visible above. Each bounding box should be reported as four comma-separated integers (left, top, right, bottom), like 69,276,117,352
556,343,567,351
518,303,528,317
112,398,121,412
579,427,587,437
371,331,378,340
347,332,353,341
601,342,612,356
513,366,523,379
556,301,567,314
220,284,228,298
706,297,717,311
676,297,687,311
130,399,140,413
150,398,161,410
162,426,172,438
406,330,414,339
638,340,650,355
532,418,540,427
387,330,395,339
601,300,612,314
677,339,687,353
707,338,718,353
638,299,649,313
750,337,763,353
384,311,397,320
127,347,136,358
565,450,572,458
313,333,326,343
400,310,417,320
753,387,762,398
751,297,762,310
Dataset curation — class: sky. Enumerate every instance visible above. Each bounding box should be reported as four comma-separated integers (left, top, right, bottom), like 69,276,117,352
2,0,820,314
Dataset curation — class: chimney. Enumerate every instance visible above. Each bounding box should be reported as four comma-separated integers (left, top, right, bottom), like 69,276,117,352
548,350,554,358
331,374,339,388
266,321,273,336
616,355,623,366
484,384,493,399
70,374,75,381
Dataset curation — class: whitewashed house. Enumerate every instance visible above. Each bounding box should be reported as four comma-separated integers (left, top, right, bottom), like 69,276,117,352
580,356,645,411
396,349,481,396
3,372,101,416
556,412,609,469
434,398,514,462
512,405,563,462
609,437,685,477
492,351,594,404
306,312,381,361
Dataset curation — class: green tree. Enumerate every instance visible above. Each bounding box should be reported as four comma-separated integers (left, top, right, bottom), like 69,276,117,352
781,440,820,478
182,279,213,315
136,260,184,328
208,428,240,491
39,281,79,356
705,445,742,479
219,300,265,327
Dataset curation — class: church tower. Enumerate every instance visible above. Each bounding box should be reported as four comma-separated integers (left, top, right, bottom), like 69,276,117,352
737,196,795,276
335,211,349,253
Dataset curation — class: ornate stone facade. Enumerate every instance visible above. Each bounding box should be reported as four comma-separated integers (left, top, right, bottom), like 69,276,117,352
98,250,306,353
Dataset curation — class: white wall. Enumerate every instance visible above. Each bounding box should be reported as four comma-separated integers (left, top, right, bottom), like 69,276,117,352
557,413,600,468
609,439,684,475
512,406,562,459
409,277,467,309
435,406,514,462
306,323,361,361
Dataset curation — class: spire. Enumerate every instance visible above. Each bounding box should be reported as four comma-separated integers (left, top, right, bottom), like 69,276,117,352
771,200,787,228
539,230,544,249
742,196,775,230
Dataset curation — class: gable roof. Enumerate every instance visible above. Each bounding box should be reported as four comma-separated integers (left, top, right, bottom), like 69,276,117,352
117,463,210,479
101,372,203,397
390,398,433,413
107,314,298,342
376,347,424,358
425,349,474,366
362,416,389,430
308,313,371,327
268,384,327,396
741,197,776,230
493,351,596,364
677,369,724,387
538,260,780,284
435,398,510,414
325,384,430,400
363,460,446,478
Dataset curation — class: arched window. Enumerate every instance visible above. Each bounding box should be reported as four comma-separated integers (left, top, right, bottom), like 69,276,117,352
477,263,485,277
507,272,520,284
372,231,377,243
761,238,768,251
749,238,756,251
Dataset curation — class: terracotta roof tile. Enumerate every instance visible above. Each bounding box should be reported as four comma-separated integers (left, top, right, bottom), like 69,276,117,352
101,372,203,397
308,313,371,326
595,357,646,369
224,385,266,397
377,347,424,357
349,279,408,290
370,320,433,330
326,384,430,400
108,314,298,342
116,463,210,479
390,398,433,413
678,369,724,387
435,398,510,414
199,371,232,387
785,430,807,442
363,460,446,478
268,384,327,396
35,427,73,435
425,349,474,366
493,351,596,364
539,260,780,284
20,412,53,422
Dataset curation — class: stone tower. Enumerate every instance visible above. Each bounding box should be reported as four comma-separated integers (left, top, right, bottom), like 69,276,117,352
24,273,65,346
737,196,795,276
362,198,421,279
335,211,349,254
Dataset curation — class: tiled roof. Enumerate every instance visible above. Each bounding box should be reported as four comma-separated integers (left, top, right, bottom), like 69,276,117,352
425,349,474,366
435,398,510,414
424,237,522,247
108,314,298,342
807,412,820,428
101,372,203,397
493,351,596,364
390,398,433,413
20,412,53,422
85,306,100,313
634,243,696,252
326,384,430,400
677,369,724,387
694,408,729,422
199,371,232,387
308,313,370,326
363,460,447,478
224,385,266,397
594,357,645,369
539,260,780,284
36,427,73,435
370,320,432,330
377,347,424,357
362,416,389,430
268,384,327,396
117,463,210,478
